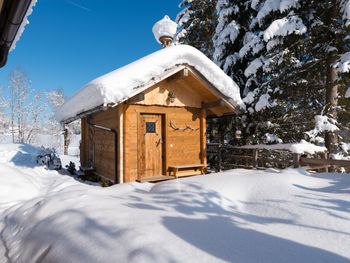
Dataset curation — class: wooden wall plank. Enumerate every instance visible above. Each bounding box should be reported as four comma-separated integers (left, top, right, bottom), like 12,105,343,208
80,106,119,182
124,104,203,182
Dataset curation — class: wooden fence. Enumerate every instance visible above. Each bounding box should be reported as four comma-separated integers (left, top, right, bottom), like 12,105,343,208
297,155,350,172
207,143,350,172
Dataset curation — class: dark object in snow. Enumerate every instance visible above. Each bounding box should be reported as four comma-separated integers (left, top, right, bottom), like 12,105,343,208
36,148,62,170
66,162,76,175
52,156,62,170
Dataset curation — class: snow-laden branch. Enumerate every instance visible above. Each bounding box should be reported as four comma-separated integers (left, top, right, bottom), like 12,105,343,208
333,52,350,73
263,15,307,42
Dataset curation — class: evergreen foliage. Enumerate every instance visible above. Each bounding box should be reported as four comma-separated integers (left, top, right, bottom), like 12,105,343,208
177,0,350,155
176,0,217,57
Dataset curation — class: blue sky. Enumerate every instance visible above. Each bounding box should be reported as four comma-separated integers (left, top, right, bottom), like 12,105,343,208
0,0,180,97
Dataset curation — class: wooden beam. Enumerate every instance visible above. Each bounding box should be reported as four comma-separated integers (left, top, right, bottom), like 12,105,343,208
118,104,124,184
200,108,207,167
300,157,350,167
202,100,225,109
167,68,189,83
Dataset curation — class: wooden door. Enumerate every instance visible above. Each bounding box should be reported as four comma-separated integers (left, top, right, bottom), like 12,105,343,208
139,114,163,178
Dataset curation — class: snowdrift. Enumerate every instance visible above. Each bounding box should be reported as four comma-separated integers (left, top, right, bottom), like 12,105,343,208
0,144,350,263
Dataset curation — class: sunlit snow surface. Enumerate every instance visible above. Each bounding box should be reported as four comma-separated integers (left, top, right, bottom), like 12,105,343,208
0,144,350,263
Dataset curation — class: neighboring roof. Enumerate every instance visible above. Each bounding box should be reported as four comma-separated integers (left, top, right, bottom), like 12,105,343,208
0,0,37,67
56,44,245,123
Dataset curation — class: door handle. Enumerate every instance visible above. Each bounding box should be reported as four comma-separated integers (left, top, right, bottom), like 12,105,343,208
156,138,163,146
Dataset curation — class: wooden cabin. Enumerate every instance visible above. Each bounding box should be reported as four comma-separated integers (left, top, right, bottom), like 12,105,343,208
56,45,244,184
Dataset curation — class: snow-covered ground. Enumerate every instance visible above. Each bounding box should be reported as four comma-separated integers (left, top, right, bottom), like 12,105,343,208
0,134,81,156
0,144,349,263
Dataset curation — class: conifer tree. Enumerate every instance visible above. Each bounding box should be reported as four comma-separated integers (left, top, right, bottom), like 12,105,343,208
213,0,350,153
176,0,217,57
177,0,350,155
242,0,350,154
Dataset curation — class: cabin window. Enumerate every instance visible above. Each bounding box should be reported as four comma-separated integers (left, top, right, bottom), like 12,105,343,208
146,122,156,133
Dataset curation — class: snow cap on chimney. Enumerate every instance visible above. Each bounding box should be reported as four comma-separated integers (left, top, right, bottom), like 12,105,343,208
152,15,177,48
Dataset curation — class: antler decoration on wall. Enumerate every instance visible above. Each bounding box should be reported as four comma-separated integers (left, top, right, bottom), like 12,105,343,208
170,120,199,131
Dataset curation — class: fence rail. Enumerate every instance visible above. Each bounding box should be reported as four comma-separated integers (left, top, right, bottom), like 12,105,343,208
207,143,350,173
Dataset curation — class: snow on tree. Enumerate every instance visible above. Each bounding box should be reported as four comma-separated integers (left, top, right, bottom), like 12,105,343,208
7,69,49,144
45,89,67,150
47,89,65,108
176,0,217,57
0,87,9,133
25,91,48,144
208,0,254,144
212,1,241,80
6,68,60,145
238,1,311,144
8,68,30,143
208,0,350,151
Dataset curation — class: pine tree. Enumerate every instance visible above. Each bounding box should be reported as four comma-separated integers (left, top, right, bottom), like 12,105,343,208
217,0,350,153
209,0,255,144
178,0,350,155
240,0,311,144
176,0,217,57
213,0,248,87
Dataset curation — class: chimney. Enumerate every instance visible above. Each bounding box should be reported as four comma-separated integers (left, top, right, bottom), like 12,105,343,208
152,15,177,48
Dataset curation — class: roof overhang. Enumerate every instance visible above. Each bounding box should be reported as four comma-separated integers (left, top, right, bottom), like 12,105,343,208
0,0,36,67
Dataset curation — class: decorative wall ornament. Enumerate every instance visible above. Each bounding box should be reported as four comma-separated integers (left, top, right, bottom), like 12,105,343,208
169,120,199,131
167,91,176,103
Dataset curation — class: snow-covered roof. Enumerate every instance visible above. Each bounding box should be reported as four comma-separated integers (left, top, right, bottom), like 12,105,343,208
56,44,245,123
10,0,38,52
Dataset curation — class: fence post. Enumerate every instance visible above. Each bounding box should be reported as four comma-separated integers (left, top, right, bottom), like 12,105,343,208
320,151,329,173
253,149,258,168
217,144,222,172
293,153,301,168
64,127,69,155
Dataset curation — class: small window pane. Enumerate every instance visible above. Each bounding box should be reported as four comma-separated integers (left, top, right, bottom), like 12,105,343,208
146,122,156,133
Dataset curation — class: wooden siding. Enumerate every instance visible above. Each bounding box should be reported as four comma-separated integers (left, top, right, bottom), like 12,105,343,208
131,68,237,117
135,78,204,108
80,106,120,182
93,128,115,180
124,104,206,182
80,117,89,167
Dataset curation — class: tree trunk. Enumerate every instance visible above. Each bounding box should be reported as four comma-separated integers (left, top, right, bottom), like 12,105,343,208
325,57,338,156
64,127,69,155
325,3,339,157
11,119,14,143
